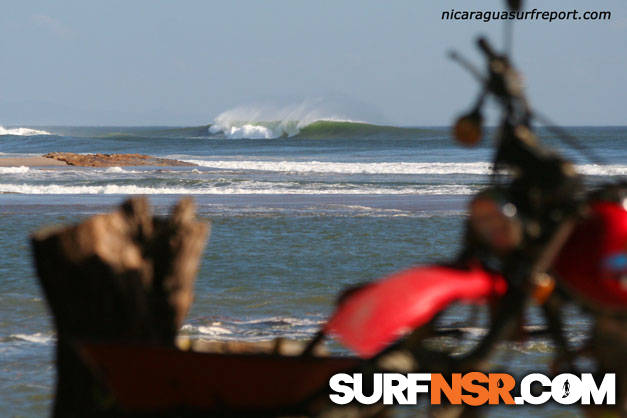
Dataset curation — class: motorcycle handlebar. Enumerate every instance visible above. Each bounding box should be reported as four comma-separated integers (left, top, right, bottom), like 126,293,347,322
477,37,498,60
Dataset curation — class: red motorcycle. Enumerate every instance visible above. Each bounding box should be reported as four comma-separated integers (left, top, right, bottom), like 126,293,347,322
314,7,627,416
323,37,627,360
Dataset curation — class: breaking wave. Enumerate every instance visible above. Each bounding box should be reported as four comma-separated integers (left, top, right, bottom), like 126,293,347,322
206,104,428,139
210,123,279,139
208,120,428,139
208,103,353,139
0,126,51,136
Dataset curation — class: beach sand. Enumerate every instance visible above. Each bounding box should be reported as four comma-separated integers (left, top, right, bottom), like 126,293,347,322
0,156,67,167
0,153,193,167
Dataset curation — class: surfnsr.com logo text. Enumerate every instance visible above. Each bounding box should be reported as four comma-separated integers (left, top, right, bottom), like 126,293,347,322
329,373,615,406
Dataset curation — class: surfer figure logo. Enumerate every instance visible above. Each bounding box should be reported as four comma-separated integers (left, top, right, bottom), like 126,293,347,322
563,379,570,398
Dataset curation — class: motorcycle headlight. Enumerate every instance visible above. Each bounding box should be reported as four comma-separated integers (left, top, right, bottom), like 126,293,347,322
453,109,483,147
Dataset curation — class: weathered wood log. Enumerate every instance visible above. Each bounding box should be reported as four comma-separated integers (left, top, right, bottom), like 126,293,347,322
31,197,209,417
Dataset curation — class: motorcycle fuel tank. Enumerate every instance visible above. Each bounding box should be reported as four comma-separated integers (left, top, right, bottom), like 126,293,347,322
555,201,627,311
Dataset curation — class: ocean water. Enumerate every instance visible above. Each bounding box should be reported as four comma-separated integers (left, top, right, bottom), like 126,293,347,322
0,122,625,416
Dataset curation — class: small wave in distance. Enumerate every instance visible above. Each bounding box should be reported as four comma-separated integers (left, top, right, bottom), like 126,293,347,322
0,126,51,136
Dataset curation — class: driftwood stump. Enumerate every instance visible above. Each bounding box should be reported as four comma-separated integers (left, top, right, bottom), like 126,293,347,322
31,197,209,417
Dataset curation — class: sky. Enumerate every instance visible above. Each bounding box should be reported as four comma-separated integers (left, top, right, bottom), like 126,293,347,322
0,0,625,126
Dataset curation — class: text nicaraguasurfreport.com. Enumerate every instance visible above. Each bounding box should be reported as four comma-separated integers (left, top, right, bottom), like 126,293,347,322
442,9,611,23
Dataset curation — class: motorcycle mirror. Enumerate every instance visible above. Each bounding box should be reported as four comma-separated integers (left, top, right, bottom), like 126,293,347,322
506,0,523,12
453,108,483,147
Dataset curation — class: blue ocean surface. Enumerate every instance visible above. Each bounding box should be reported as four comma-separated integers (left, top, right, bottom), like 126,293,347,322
0,122,625,416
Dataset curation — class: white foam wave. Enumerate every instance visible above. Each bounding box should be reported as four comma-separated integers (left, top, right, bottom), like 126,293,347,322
184,160,627,176
0,166,30,174
100,166,140,174
186,160,492,174
228,316,325,327
10,333,55,344
577,164,627,176
180,316,325,341
0,126,51,136
0,183,474,195
210,124,276,139
180,324,232,336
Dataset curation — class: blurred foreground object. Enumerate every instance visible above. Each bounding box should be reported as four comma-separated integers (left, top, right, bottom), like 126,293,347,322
31,197,209,417
452,109,483,146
